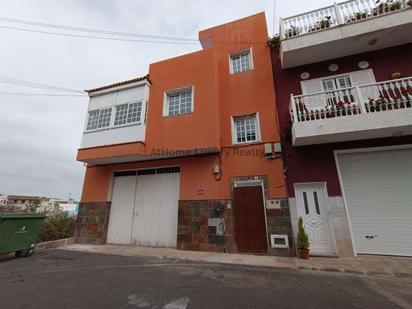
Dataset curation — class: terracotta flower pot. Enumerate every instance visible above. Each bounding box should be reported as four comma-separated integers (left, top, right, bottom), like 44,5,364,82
299,248,310,259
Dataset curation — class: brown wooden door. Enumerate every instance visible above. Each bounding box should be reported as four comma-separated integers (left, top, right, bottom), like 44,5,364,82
234,186,268,252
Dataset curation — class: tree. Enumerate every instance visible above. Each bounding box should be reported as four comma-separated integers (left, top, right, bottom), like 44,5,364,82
297,217,310,250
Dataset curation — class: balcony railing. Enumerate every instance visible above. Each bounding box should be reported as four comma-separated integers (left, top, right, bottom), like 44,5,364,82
289,77,412,123
280,0,411,39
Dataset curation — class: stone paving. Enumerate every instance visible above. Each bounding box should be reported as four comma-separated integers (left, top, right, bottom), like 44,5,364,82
59,243,412,278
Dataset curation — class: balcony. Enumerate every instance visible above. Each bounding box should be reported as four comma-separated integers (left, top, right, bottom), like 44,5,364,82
289,76,412,146
279,0,412,68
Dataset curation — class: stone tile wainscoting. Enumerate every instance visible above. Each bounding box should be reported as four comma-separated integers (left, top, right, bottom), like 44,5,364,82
266,198,296,257
74,202,111,245
177,200,237,253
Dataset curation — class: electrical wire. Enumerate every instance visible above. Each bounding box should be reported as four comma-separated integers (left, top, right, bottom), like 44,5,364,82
0,25,200,45
0,17,199,42
0,90,87,97
0,76,85,93
0,17,267,45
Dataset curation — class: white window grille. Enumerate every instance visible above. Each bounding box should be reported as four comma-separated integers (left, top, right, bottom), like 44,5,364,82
86,107,112,131
230,49,252,74
165,88,193,116
114,102,142,126
232,114,260,144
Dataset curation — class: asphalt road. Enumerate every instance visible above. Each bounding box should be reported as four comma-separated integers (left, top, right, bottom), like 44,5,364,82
1,250,411,309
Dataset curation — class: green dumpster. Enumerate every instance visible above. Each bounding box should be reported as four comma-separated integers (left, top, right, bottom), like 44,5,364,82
0,213,45,257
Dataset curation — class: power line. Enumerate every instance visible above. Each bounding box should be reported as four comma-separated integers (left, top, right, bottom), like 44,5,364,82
273,0,277,36
0,25,200,45
0,17,267,45
0,17,199,42
0,90,86,97
0,76,85,93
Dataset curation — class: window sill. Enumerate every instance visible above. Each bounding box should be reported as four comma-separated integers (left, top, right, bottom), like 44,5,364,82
163,111,193,118
84,127,111,134
112,122,143,129
232,140,261,146
84,122,143,134
230,68,255,75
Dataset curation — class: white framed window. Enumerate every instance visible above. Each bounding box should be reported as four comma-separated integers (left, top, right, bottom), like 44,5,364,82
230,48,253,74
232,113,260,144
114,101,143,126
86,107,112,131
164,87,193,116
322,75,352,91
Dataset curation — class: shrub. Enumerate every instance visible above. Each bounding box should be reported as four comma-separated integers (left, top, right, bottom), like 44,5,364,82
268,35,280,49
38,213,74,242
297,217,310,250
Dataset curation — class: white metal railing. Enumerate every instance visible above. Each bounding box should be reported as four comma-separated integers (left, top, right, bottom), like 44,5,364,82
290,77,412,123
280,0,410,39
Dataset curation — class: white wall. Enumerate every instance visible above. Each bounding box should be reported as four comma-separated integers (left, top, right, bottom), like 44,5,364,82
293,108,412,146
281,10,412,68
80,83,149,149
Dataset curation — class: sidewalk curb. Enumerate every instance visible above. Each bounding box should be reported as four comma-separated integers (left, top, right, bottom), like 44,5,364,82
60,244,412,278
36,238,75,251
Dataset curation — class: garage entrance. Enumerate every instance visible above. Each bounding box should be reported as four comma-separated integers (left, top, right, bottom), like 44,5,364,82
107,167,180,247
336,147,412,256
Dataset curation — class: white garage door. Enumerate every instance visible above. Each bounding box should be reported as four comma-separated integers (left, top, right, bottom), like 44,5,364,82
336,148,412,256
107,167,180,247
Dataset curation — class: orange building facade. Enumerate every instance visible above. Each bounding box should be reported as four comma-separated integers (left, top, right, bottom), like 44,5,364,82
75,13,294,256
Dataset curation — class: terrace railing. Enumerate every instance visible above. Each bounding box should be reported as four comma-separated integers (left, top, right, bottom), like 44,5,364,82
280,0,410,39
289,76,412,123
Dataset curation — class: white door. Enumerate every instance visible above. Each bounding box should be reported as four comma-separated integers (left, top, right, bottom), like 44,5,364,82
107,168,180,247
336,148,412,256
295,183,336,255
132,173,180,247
107,175,137,244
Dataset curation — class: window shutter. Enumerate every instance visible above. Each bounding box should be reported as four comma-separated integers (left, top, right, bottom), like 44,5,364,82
350,69,379,101
301,79,323,94
300,79,324,111
350,69,375,86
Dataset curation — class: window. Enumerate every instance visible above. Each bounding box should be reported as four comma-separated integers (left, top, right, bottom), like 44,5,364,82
230,49,252,74
322,75,352,91
313,191,320,215
86,110,99,131
232,114,260,144
322,75,354,106
303,191,309,215
86,107,112,131
165,88,193,116
114,102,142,126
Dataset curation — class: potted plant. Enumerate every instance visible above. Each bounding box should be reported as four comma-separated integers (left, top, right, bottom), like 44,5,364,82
297,217,310,259
376,0,390,14
355,11,368,20
286,25,301,38
408,0,412,7
319,16,332,28
389,0,402,11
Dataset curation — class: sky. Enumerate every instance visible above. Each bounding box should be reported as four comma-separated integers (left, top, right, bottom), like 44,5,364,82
0,0,333,200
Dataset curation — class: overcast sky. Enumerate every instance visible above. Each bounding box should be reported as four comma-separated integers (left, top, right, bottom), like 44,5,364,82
0,0,333,200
